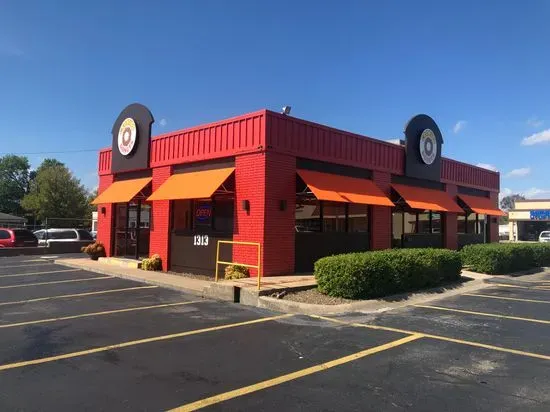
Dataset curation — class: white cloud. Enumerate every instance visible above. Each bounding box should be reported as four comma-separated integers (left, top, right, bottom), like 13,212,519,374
521,128,550,146
527,116,543,128
505,167,531,178
453,120,467,134
159,118,167,127
524,187,550,199
499,187,512,202
476,163,498,172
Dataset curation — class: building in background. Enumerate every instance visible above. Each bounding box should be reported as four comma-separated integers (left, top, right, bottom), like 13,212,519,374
94,104,503,276
508,199,550,241
0,212,26,228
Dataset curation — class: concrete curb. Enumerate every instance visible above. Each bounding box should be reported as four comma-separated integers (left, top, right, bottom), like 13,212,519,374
56,259,518,315
54,260,208,297
256,278,494,315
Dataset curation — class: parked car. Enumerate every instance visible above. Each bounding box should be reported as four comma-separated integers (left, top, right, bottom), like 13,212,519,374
0,228,38,248
539,231,550,243
33,228,94,246
90,231,97,240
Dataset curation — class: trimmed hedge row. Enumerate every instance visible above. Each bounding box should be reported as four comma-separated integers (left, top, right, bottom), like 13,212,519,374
461,243,550,275
315,248,462,299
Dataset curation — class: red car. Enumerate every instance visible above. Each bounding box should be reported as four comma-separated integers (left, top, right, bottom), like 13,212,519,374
0,228,38,248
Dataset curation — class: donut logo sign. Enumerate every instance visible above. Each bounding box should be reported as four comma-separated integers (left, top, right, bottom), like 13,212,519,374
419,128,437,165
117,118,137,156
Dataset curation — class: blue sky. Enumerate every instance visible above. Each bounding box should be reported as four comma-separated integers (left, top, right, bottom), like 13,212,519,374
1,1,550,200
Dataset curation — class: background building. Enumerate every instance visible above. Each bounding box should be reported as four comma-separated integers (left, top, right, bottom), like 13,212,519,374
508,199,550,241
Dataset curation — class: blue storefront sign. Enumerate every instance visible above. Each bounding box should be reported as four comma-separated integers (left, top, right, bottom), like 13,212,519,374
530,210,550,220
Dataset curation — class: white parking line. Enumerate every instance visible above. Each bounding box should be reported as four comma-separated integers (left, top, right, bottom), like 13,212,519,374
0,269,81,278
0,263,54,270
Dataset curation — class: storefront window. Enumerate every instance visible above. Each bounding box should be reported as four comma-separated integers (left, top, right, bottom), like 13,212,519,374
194,200,213,228
417,211,431,233
323,202,346,232
404,212,417,234
172,200,192,230
458,213,486,235
466,213,476,234
392,212,404,247
295,196,370,233
213,198,234,233
457,214,467,233
172,198,234,233
295,197,321,232
431,212,441,233
477,214,486,235
348,204,369,232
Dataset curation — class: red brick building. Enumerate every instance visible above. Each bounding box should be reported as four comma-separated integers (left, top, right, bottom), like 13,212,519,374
94,104,502,276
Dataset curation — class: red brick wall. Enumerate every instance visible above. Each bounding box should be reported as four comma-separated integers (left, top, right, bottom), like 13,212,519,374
371,171,392,250
97,174,114,256
150,166,172,271
233,153,266,276
489,191,499,243
263,152,296,275
444,184,458,249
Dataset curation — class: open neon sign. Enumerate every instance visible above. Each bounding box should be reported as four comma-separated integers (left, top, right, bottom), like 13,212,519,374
195,203,212,223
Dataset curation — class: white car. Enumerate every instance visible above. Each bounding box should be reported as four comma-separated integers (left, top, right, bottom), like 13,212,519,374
539,231,550,243
33,228,94,246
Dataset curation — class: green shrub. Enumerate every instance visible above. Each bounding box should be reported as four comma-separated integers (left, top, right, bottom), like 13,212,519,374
224,264,250,280
141,254,162,271
315,248,462,299
461,243,550,275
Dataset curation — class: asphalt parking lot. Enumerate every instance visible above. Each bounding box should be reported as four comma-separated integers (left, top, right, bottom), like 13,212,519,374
1,255,550,411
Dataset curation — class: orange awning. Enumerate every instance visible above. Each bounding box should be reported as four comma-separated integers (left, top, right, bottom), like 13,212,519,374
148,167,234,201
392,183,463,213
297,169,394,206
458,194,506,216
92,177,152,205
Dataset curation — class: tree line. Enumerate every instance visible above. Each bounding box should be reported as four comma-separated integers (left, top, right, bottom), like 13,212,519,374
0,155,96,224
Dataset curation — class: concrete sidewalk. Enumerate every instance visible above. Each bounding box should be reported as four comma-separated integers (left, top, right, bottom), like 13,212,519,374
54,258,316,300
55,258,212,294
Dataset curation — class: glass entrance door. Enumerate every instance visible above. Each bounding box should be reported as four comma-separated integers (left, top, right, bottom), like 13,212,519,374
113,202,151,259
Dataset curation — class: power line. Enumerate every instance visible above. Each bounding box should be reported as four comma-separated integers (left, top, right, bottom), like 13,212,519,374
0,148,102,155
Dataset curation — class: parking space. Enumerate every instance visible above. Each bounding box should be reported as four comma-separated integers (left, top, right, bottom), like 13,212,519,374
1,255,550,411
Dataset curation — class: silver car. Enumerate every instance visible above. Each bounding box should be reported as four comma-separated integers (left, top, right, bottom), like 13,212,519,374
33,228,94,246
539,231,550,243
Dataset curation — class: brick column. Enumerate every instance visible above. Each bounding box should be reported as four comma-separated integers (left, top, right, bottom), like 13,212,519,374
97,174,114,256
489,191,499,243
445,184,458,249
150,166,172,271
371,170,392,250
263,152,296,275
233,153,266,277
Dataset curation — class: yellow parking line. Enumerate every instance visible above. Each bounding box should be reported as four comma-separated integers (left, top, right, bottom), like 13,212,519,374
168,334,422,412
464,293,550,304
0,276,113,290
0,300,205,329
0,285,159,306
310,315,550,361
0,263,53,269
414,304,550,325
0,314,293,372
0,269,81,278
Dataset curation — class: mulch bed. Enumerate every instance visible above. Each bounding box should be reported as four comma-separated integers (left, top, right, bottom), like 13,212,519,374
280,288,354,305
167,271,214,282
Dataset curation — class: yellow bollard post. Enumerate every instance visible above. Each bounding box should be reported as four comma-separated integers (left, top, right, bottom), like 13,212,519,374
215,241,220,283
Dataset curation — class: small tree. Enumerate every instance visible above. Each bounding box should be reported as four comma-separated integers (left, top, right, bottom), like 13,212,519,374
22,163,90,221
500,194,525,211
0,155,30,216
